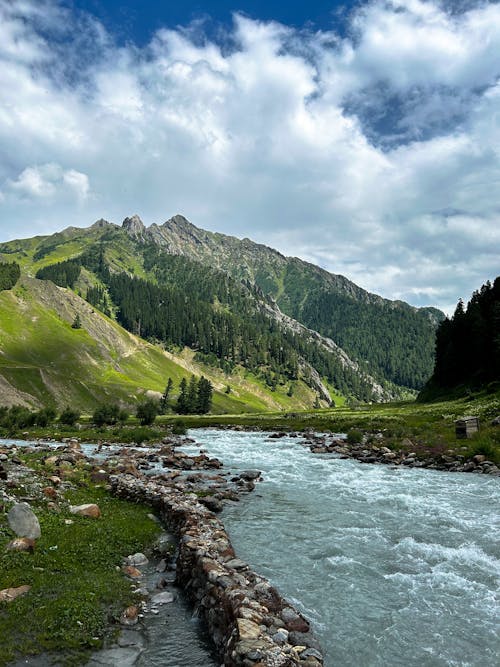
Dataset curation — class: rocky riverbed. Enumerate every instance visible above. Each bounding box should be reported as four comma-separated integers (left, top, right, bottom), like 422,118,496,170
0,436,324,667
299,431,500,475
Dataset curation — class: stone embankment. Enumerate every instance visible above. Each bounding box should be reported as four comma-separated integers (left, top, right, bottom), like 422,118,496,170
302,433,500,475
111,473,324,667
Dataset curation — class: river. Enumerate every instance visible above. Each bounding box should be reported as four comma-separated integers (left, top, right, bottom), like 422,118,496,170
179,429,500,667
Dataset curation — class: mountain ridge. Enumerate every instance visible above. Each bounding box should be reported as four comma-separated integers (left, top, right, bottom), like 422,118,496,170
0,214,444,408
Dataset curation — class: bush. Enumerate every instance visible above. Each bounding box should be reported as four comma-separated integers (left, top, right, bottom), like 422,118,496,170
59,406,80,426
35,407,57,427
136,399,158,426
172,420,187,435
346,428,363,445
93,403,121,426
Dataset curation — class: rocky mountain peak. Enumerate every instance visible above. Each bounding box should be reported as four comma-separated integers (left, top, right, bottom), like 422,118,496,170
122,215,146,240
91,218,113,229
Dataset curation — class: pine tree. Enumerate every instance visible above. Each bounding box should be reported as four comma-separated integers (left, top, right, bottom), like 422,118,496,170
159,377,174,414
187,375,198,414
197,376,213,414
71,313,82,329
176,377,188,414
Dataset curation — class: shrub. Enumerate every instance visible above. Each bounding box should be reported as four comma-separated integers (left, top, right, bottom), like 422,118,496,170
346,428,363,445
136,399,158,426
93,403,121,426
59,406,80,426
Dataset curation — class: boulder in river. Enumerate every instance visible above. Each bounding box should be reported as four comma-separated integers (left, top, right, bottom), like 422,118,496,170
7,502,41,539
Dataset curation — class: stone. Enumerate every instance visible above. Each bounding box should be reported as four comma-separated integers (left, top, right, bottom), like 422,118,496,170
120,605,139,626
7,502,41,539
151,590,175,605
240,470,261,481
43,486,57,498
122,565,142,578
127,553,148,566
473,454,486,464
86,647,142,666
6,537,35,552
225,558,248,571
0,584,31,602
237,618,261,640
199,496,223,513
70,503,101,518
117,630,146,649
491,415,500,426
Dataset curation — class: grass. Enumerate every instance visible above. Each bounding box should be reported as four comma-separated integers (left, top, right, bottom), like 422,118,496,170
0,453,161,666
0,275,328,414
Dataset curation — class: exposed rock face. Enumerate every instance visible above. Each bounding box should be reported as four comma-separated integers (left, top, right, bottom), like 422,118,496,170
122,215,146,241
110,474,324,667
7,502,41,539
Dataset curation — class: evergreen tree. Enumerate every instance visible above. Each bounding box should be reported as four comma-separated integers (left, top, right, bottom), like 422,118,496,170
159,378,174,414
176,377,188,413
197,376,213,414
187,375,198,414
71,313,82,329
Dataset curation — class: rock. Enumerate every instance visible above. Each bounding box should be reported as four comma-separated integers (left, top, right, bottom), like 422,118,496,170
240,469,261,481
156,558,167,573
126,553,148,566
86,647,142,666
472,454,486,464
0,584,31,602
225,558,248,571
0,464,7,480
7,502,41,539
237,618,261,640
151,590,175,605
43,486,57,498
117,630,146,649
5,537,35,552
491,415,500,426
70,503,101,518
122,566,142,578
120,605,140,626
199,496,223,513
289,631,322,651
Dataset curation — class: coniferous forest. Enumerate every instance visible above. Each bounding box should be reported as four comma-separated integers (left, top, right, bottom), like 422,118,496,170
420,277,500,396
0,261,20,291
35,246,377,401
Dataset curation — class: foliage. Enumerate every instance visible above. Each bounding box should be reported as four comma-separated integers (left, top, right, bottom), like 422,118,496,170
59,406,80,426
0,262,20,291
71,313,82,329
421,277,500,396
35,259,81,288
176,374,213,414
136,399,158,426
346,428,363,444
159,378,173,414
92,403,121,426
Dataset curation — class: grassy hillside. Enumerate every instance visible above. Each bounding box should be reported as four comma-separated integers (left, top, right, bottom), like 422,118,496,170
0,276,322,412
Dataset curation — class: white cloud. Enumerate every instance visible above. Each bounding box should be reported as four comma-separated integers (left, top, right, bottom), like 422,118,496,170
4,163,90,202
0,0,498,312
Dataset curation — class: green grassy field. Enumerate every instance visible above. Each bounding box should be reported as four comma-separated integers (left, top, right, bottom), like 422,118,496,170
0,452,161,666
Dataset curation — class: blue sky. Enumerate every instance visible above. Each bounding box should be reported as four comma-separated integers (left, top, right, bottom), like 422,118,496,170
0,0,499,313
69,1,351,43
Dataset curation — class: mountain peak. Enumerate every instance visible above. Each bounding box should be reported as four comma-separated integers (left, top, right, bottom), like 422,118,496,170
163,214,194,229
122,215,146,240
91,218,113,229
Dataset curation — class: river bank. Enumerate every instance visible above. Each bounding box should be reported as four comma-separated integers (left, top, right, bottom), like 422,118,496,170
0,436,324,666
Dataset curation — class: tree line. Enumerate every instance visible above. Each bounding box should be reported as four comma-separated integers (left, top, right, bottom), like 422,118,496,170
421,277,500,395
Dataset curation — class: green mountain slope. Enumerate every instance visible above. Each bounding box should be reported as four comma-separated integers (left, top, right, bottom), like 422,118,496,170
0,276,323,412
0,214,444,408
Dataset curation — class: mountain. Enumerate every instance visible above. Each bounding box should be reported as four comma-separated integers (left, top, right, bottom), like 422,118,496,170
0,215,444,410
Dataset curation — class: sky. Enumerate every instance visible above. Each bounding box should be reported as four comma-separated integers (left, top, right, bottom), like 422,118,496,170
0,0,499,313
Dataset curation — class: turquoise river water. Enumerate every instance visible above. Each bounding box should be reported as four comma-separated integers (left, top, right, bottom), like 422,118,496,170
179,429,500,667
